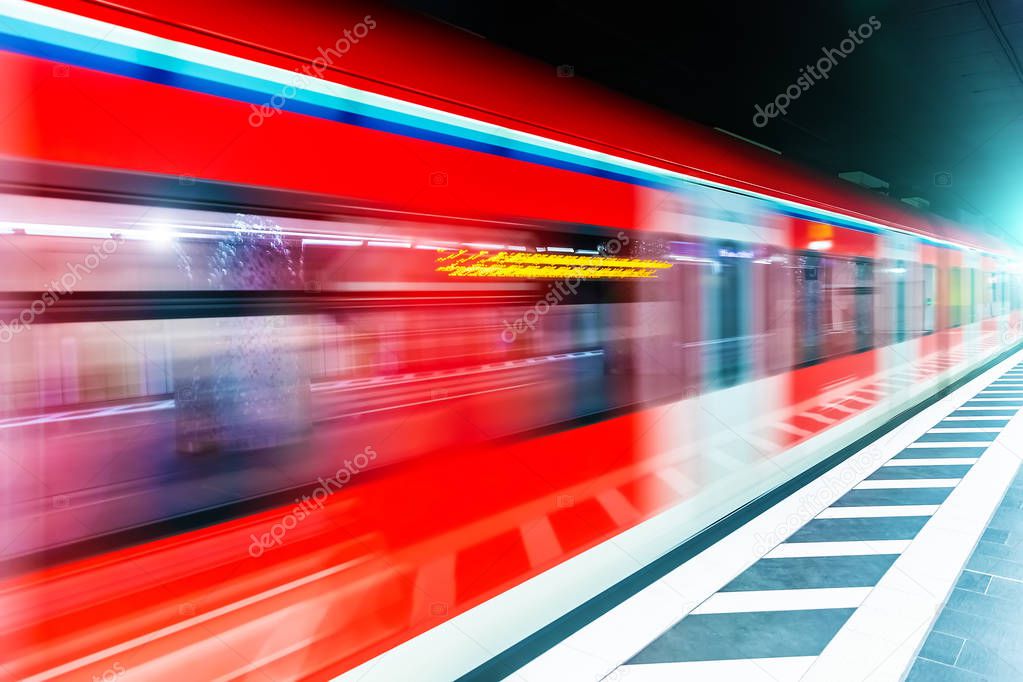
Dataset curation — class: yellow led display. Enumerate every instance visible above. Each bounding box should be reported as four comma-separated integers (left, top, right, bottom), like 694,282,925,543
435,249,672,280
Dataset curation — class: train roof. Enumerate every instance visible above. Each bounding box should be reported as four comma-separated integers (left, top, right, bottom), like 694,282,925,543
30,0,1018,258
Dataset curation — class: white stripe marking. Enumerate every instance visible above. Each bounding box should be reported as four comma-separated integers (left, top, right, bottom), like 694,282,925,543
616,657,817,682
883,458,977,466
691,587,872,614
966,398,1023,402
766,540,912,557
816,505,940,518
803,418,1023,682
855,479,960,489
907,441,994,448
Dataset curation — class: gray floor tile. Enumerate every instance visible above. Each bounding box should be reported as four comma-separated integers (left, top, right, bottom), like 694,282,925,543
919,630,965,666
906,658,989,681
983,528,1010,545
972,541,1023,563
984,575,1023,602
989,508,1023,529
968,554,1023,581
947,588,1023,625
933,607,1009,648
956,639,1023,680
956,570,992,594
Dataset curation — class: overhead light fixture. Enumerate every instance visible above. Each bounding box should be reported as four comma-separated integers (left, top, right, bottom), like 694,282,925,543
303,238,363,247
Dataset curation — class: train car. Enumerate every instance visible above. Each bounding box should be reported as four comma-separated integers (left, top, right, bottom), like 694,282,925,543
0,1,1020,680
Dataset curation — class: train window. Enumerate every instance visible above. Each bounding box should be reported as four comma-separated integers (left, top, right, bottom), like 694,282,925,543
658,247,702,395
987,271,999,318
969,268,977,324
796,253,873,365
4,320,175,413
906,262,924,340
1003,272,1011,314
987,272,993,318
949,267,962,328
796,253,822,365
895,259,906,343
994,272,1000,316
994,269,1002,316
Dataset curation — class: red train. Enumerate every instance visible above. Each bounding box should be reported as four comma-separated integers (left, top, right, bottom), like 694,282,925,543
0,1,1019,680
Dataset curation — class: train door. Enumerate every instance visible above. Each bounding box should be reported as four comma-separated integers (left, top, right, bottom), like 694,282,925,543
798,252,822,365
877,233,920,397
968,254,983,356
972,269,978,322
894,259,906,344
949,266,963,328
855,258,874,352
704,241,751,389
754,249,795,378
923,264,936,333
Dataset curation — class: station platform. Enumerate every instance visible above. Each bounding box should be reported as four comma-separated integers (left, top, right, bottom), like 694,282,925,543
509,350,1023,682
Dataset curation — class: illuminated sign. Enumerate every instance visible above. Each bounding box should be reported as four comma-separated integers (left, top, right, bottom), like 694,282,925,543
806,222,834,250
718,248,755,259
435,249,673,279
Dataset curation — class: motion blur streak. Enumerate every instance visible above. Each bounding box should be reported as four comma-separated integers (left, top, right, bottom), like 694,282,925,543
0,1,1021,681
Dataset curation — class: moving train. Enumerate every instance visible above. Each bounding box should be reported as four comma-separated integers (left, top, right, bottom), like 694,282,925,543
0,1,1020,680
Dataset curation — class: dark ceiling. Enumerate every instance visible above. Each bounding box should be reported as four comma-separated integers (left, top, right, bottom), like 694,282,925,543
392,0,1023,244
